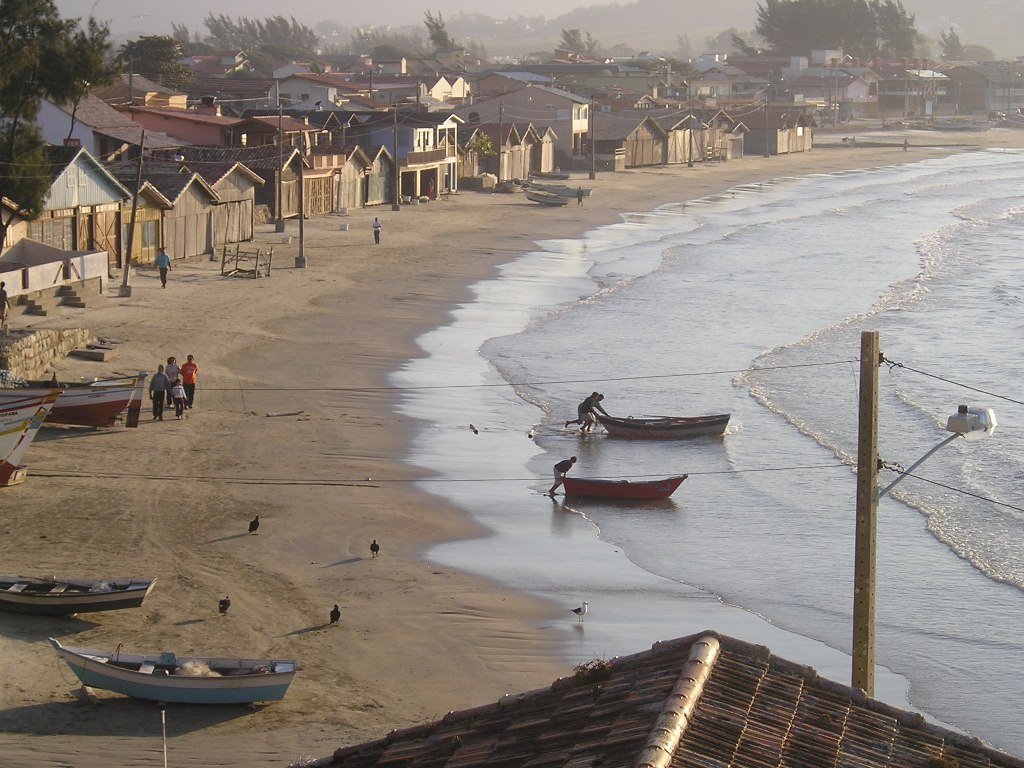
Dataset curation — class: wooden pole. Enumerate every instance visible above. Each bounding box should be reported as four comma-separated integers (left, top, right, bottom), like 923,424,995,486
275,86,285,233
295,135,306,268
589,99,596,180
852,330,880,696
391,108,401,211
118,129,145,298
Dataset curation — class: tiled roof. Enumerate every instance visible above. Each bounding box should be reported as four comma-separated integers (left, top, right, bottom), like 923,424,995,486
106,161,216,204
319,632,1024,768
124,106,244,126
174,144,301,172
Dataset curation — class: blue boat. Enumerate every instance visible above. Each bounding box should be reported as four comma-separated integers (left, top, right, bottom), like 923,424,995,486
50,638,298,704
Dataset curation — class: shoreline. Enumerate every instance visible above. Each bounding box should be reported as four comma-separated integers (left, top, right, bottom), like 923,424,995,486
2,130,1021,766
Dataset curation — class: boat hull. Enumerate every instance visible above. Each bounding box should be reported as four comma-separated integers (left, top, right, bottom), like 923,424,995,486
596,413,730,439
0,375,144,428
0,577,155,615
562,475,687,500
51,639,298,704
0,391,60,485
525,190,569,206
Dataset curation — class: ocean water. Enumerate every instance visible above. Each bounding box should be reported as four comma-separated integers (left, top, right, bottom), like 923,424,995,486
392,150,1024,754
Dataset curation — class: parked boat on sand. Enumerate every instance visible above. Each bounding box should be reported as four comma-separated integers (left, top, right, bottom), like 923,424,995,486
0,390,60,486
525,189,570,206
596,413,730,439
562,474,688,500
0,372,147,428
0,576,156,615
51,638,299,704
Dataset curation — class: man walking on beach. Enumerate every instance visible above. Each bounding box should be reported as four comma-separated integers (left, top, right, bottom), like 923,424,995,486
0,280,10,333
180,354,198,409
372,217,382,244
149,364,170,421
577,187,584,207
549,456,577,496
155,248,171,288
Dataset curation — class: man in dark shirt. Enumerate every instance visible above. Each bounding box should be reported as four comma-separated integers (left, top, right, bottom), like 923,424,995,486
565,392,609,433
148,364,170,421
548,456,577,496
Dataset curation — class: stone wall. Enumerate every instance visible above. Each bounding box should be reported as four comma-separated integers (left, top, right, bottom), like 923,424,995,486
0,329,94,380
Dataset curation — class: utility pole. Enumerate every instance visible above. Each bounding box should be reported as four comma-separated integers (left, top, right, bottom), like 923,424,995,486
118,129,145,298
497,103,503,182
589,100,596,180
275,83,286,233
763,87,770,158
391,108,401,211
295,134,306,268
852,330,880,696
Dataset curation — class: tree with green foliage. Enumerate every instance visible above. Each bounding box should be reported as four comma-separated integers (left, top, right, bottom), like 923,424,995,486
424,11,456,52
755,0,916,58
559,29,600,57
0,1,114,246
203,14,317,56
118,36,193,89
468,132,494,158
939,27,964,60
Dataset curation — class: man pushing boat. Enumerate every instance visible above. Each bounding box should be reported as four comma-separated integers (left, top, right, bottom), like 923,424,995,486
565,392,609,434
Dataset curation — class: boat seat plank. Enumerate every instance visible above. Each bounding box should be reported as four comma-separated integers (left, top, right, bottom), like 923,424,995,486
139,663,156,674
7,583,29,592
49,585,68,594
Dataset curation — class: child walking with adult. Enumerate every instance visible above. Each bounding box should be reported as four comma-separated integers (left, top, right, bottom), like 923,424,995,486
171,378,187,420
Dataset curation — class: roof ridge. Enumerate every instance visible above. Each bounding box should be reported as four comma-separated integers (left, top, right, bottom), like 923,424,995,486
633,634,720,768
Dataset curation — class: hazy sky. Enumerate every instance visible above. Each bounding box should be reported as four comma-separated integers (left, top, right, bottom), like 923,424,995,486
55,0,591,36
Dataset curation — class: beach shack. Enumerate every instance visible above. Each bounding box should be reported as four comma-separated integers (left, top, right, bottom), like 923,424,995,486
592,112,668,168
311,630,1023,768
742,110,815,156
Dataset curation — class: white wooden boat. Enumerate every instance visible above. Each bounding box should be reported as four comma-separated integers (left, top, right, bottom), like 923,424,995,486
51,638,299,704
523,181,592,198
0,372,146,428
0,390,60,486
0,576,156,615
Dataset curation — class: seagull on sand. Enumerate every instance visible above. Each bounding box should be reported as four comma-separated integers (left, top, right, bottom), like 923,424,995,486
572,602,588,623
248,515,260,534
329,604,341,625
370,539,380,558
218,596,231,615
469,424,479,434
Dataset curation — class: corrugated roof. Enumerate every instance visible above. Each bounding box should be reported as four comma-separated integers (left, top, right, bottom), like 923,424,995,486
318,631,1024,768
174,144,302,172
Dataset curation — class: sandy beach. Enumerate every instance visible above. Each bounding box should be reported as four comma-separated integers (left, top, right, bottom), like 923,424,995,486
2,124,1023,767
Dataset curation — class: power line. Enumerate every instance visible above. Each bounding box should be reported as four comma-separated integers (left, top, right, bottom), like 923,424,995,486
191,359,859,392
881,467,1024,513
883,356,1024,407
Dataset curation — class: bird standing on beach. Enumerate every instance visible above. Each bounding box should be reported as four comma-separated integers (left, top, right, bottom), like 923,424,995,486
329,604,341,625
218,596,231,615
370,539,380,558
469,423,479,434
248,515,260,534
572,602,588,623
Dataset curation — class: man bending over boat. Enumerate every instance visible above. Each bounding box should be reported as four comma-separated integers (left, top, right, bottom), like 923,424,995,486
565,392,609,434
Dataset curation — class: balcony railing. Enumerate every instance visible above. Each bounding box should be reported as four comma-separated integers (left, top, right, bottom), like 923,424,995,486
402,145,456,166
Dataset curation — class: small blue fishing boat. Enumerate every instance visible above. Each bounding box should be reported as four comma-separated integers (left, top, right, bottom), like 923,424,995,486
50,638,298,704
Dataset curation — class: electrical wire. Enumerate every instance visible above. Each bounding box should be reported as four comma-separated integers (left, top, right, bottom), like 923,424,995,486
880,467,1024,513
883,356,1024,407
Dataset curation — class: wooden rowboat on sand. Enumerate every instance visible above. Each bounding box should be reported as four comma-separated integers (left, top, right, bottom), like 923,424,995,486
0,576,156,615
525,189,570,206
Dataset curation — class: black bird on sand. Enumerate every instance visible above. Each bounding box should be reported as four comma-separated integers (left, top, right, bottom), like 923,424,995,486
218,595,231,615
329,604,341,625
370,539,380,558
248,515,260,534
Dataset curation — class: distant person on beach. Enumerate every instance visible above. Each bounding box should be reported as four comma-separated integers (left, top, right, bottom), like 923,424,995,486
149,364,170,421
0,280,10,332
170,378,187,419
903,139,909,152
577,187,584,207
164,356,180,406
548,456,577,496
372,217,382,244
155,249,171,288
180,354,198,409
565,392,609,434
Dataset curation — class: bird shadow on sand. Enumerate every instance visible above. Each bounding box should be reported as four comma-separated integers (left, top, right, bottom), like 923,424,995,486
281,623,331,638
204,533,250,544
320,557,362,568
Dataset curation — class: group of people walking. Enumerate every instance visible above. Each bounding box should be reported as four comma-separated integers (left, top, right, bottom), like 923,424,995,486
148,354,198,420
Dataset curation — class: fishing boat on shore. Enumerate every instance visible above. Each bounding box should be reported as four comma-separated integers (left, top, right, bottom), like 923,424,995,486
523,181,592,198
525,189,570,206
596,413,730,439
0,576,156,615
0,372,147,428
562,474,688,500
0,390,60,486
529,170,571,181
50,638,299,704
